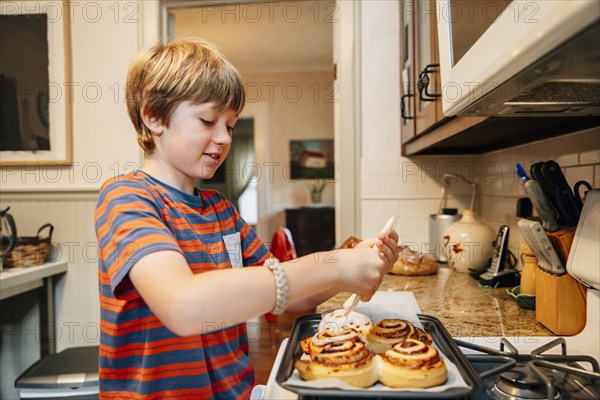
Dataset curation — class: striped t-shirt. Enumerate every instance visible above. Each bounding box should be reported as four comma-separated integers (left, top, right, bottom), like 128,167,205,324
95,171,269,399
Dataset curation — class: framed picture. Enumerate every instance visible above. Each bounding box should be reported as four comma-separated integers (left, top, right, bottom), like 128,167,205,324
289,139,334,180
0,1,73,165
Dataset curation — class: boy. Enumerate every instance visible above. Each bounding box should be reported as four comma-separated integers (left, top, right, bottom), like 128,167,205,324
95,38,398,399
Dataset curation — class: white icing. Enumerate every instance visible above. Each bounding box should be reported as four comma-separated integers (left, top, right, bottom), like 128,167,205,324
311,327,361,345
319,309,372,335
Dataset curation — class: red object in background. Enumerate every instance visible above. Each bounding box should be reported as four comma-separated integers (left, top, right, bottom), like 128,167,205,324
265,228,297,323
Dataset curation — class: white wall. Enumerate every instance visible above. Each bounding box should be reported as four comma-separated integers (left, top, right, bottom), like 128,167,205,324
0,1,157,398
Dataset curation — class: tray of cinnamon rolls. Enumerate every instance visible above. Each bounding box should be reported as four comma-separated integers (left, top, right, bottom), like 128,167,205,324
276,309,481,398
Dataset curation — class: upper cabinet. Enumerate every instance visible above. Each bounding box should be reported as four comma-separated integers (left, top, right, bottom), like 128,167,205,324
400,0,600,156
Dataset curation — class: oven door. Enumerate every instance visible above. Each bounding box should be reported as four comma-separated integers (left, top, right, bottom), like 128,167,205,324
436,0,599,117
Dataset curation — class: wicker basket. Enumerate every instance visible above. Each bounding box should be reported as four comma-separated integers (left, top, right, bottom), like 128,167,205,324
2,224,54,267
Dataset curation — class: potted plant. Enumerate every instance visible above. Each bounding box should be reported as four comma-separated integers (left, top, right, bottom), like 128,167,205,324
308,180,326,204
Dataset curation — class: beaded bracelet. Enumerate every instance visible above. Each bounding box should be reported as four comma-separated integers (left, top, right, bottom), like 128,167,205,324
265,257,289,315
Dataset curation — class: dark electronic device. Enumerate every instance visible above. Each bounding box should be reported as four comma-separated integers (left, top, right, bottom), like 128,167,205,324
478,225,519,288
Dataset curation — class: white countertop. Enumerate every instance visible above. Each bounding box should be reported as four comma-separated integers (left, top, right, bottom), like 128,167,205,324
0,260,68,300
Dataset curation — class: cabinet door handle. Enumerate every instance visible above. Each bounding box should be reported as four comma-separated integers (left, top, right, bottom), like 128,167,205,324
401,93,414,120
417,63,441,102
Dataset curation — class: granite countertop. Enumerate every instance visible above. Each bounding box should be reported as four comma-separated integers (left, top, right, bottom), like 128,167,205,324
316,266,553,337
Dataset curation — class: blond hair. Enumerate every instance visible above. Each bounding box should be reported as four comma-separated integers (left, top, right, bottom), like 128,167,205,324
126,38,245,154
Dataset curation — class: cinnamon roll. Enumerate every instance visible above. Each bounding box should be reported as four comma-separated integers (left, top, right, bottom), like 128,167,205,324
366,319,417,354
411,326,433,345
319,309,372,336
295,339,378,388
300,326,365,356
377,339,448,388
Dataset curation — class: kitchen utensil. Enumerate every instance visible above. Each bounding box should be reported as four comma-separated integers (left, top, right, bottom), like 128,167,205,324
517,219,565,276
529,162,560,214
442,209,495,273
573,180,593,210
276,314,480,398
516,163,560,231
540,160,580,226
343,216,397,321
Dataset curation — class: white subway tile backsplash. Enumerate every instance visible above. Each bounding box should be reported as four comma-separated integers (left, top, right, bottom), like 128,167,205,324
395,218,419,238
563,165,594,186
362,156,405,177
361,199,399,219
397,199,439,218
380,176,419,196
580,148,600,165
361,177,381,196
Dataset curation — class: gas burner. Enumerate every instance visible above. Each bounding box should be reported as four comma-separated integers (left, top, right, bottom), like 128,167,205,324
456,338,600,400
488,365,560,399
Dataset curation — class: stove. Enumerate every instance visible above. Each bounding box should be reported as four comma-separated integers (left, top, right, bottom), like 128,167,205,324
457,338,600,400
259,192,600,400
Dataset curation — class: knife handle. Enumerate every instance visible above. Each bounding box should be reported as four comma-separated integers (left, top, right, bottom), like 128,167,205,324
528,221,565,275
524,180,560,232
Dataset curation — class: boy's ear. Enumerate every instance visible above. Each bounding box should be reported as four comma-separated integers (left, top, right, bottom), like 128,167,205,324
141,108,164,135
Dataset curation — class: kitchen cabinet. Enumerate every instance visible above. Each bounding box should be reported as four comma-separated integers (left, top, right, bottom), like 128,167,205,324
400,0,448,145
399,1,600,155
285,207,335,257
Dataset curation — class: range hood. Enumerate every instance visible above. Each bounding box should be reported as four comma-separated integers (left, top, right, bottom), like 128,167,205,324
437,0,600,117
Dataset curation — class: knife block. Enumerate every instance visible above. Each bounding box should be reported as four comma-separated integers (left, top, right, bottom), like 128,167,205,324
535,229,586,335
536,269,586,335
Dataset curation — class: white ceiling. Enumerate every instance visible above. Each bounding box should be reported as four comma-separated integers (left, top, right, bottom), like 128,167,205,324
171,0,334,74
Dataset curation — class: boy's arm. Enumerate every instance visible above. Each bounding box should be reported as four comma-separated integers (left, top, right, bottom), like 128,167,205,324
129,231,398,336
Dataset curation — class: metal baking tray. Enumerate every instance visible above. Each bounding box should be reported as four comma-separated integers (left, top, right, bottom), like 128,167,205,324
275,314,481,399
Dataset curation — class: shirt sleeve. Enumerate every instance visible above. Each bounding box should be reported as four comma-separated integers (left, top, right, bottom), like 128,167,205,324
95,179,183,299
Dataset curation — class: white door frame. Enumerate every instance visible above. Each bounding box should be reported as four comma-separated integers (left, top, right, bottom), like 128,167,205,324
333,0,361,242
240,102,270,241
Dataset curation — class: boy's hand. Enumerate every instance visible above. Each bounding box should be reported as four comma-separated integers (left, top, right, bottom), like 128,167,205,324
339,230,399,301
356,229,399,270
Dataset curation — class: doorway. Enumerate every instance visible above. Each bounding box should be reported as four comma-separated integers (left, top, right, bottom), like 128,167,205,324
160,0,359,243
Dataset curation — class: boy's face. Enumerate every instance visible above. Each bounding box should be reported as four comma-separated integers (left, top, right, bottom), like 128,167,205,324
149,101,237,181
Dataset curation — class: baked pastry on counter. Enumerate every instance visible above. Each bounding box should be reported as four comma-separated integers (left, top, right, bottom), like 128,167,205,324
390,246,438,276
319,309,372,336
377,339,448,388
340,236,362,249
295,339,378,388
366,319,432,354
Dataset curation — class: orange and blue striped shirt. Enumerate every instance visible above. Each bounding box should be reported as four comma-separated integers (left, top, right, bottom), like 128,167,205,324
95,171,269,399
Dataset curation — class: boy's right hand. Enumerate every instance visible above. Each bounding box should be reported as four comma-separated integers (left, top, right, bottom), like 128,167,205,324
335,230,399,301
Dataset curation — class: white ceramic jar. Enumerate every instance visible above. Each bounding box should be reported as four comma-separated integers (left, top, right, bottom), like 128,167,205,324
442,209,495,273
